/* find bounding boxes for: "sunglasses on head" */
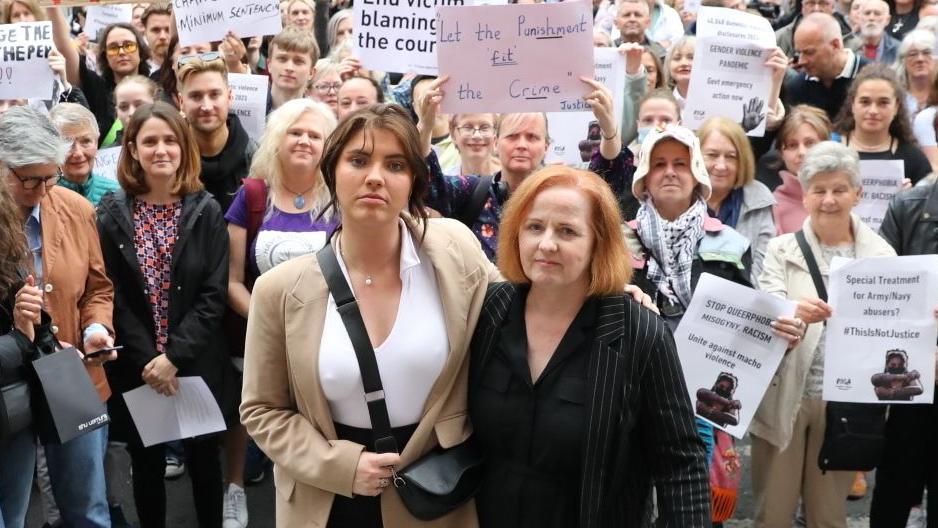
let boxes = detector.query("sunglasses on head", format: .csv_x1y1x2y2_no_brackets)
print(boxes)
176,52,223,69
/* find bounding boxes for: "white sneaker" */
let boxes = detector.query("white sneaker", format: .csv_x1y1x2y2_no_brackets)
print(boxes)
223,483,248,528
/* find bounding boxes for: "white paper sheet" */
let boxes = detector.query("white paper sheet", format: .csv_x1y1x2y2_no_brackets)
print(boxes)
122,377,226,447
674,273,796,438
824,255,938,404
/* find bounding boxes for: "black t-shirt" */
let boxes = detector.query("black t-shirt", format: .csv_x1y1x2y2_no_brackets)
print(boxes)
78,56,116,147
856,141,932,185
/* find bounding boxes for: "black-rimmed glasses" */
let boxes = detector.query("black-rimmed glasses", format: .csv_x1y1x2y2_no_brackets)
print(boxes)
7,166,61,190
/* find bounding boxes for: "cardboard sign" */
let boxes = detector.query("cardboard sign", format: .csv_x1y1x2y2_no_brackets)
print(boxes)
436,1,594,113
94,146,122,181
173,0,282,46
0,22,55,100
39,0,154,5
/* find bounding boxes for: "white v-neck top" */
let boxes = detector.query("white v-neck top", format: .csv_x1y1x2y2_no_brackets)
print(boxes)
319,221,449,428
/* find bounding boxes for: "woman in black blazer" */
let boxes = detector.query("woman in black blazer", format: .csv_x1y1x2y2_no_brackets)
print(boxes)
96,101,230,528
468,165,711,527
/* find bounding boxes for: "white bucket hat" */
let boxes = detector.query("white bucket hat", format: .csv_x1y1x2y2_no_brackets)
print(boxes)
631,125,712,201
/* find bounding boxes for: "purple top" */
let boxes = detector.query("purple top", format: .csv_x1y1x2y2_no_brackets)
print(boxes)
225,186,339,278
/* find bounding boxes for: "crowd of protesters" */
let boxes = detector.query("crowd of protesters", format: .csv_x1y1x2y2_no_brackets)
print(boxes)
1,0,938,526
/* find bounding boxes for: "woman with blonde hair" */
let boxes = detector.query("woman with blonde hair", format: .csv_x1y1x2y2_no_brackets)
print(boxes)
697,116,776,284
470,165,711,526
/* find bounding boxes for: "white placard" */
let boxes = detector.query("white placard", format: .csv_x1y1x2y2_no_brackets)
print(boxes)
674,273,796,438
823,255,938,404
683,7,775,137
0,22,55,100
354,0,459,75
84,4,133,42
856,160,904,232
122,377,227,447
228,73,268,143
173,0,282,46
94,146,122,181
546,47,625,166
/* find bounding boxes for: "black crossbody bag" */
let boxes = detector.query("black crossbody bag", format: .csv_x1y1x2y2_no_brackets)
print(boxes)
795,230,886,472
317,244,483,521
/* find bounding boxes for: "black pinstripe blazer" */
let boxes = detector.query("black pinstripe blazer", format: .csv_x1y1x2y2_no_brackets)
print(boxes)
469,283,710,527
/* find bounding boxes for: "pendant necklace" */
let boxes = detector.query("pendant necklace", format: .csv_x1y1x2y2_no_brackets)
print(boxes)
283,182,318,209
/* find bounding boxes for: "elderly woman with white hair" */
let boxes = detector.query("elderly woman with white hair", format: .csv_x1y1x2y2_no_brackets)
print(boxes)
49,103,120,206
751,141,896,527
895,29,937,117
0,106,116,527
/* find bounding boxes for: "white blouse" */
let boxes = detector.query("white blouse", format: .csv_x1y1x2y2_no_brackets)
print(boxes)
319,221,449,428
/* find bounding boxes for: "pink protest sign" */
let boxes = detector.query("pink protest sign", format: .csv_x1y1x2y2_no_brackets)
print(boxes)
436,1,594,113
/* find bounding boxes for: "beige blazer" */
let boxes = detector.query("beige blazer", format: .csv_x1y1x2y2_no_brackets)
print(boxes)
240,217,498,528
750,214,895,449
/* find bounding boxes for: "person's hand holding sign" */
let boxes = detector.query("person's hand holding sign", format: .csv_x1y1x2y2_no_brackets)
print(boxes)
415,75,448,157
765,46,788,127
580,77,620,160
48,49,69,88
219,31,249,74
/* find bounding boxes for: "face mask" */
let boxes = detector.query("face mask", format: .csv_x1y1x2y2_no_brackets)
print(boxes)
636,126,652,145
887,367,905,375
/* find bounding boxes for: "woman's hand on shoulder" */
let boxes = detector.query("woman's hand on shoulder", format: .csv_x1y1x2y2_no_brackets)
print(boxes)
624,284,659,314
353,451,401,496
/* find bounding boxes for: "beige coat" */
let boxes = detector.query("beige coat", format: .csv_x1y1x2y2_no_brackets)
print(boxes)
240,217,498,528
750,215,896,450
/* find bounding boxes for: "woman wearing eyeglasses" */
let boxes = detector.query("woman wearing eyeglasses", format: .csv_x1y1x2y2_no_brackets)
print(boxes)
309,61,343,115
47,7,151,145
450,114,500,178
0,106,116,528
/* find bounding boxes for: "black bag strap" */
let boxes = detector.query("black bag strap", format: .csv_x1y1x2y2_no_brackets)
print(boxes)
795,230,827,303
316,244,399,454
458,175,494,227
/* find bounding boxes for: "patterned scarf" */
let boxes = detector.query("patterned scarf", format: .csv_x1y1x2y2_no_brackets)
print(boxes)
636,197,707,308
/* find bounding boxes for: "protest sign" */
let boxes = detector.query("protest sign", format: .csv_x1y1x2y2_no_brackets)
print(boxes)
683,7,775,136
674,273,796,438
354,0,465,76
84,4,133,41
228,73,268,144
855,160,903,232
0,22,55,100
436,2,594,113
546,47,625,166
40,0,153,5
173,0,281,46
94,146,122,181
824,255,938,404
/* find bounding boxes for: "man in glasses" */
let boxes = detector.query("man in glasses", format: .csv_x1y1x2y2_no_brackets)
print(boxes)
47,6,152,146
775,0,858,57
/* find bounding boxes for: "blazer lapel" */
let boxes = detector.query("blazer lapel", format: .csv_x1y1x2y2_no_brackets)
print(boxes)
284,266,339,439
417,224,478,418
